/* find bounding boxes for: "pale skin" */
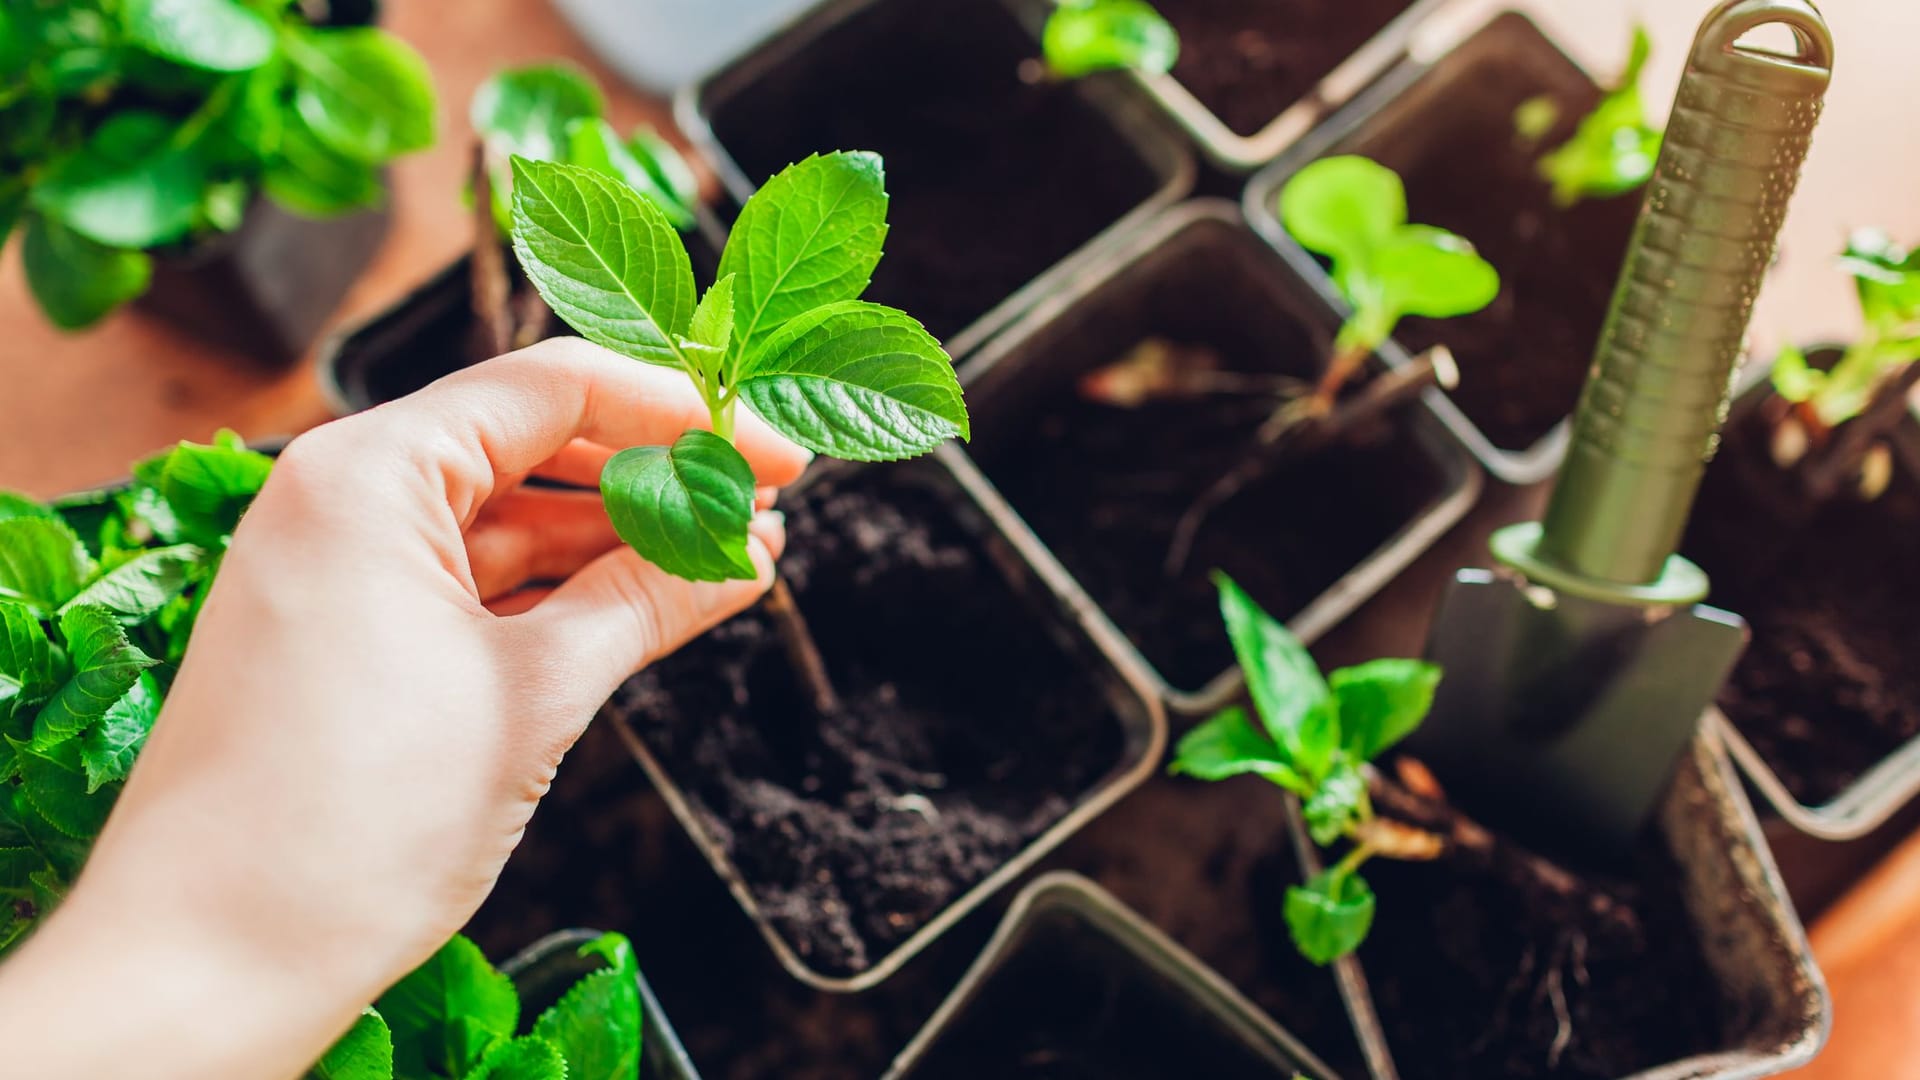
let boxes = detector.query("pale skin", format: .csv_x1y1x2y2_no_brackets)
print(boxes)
0,339,812,1080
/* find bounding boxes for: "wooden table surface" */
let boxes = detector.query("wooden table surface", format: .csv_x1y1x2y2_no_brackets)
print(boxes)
4,0,1918,1072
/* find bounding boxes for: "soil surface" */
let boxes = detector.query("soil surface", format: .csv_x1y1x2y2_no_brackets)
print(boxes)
608,467,1128,980
1347,36,1641,453
972,226,1451,692
1159,0,1417,137
707,0,1163,343
1682,395,1920,807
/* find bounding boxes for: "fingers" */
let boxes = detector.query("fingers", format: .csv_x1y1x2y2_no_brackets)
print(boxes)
511,511,788,715
465,488,622,601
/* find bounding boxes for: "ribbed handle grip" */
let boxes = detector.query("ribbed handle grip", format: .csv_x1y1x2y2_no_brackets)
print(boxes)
1535,0,1832,588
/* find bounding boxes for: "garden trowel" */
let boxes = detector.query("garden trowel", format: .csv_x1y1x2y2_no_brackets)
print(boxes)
1408,0,1833,868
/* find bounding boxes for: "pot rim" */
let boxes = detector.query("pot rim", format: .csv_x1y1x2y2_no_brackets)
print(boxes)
612,448,1169,992
953,198,1483,716
672,0,1196,367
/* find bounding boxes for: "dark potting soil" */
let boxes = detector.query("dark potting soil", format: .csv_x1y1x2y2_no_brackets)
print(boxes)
1682,397,1920,807
1347,35,1641,453
1157,0,1417,137
972,228,1450,692
706,0,1163,343
606,467,1128,979
1349,822,1723,1078
898,903,1309,1079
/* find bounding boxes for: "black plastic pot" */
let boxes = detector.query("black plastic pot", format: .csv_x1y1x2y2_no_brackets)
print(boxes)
958,199,1480,714
136,194,391,368
1682,356,1920,842
677,0,1194,362
1290,733,1826,1080
1248,11,1642,485
606,449,1166,991
498,928,703,1080
882,872,1341,1079
316,212,727,414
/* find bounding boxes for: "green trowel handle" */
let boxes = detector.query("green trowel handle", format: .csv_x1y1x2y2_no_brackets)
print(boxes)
1525,0,1833,602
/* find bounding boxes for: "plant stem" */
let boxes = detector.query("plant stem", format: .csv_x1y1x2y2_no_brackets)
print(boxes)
762,576,841,717
1800,360,1920,501
1310,338,1377,413
468,144,514,358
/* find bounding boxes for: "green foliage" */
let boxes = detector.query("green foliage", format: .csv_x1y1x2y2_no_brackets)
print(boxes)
1773,229,1920,429
0,432,271,954
510,152,968,583
473,61,696,232
1520,26,1661,208
310,931,646,1080
1042,0,1179,80
4,0,437,330
1169,574,1441,963
1280,156,1499,359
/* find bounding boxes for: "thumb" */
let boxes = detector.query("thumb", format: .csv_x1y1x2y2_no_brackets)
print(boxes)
515,511,787,716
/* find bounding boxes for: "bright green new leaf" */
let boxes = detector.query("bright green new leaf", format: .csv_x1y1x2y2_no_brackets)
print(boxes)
12,736,110,840
61,544,204,623
687,275,736,354
34,604,157,744
21,214,153,330
1770,343,1823,405
735,301,967,460
531,967,641,1080
121,0,275,73
0,495,52,527
1214,573,1338,780
462,1037,567,1080
1042,0,1180,79
564,116,697,230
1775,231,1920,430
377,934,520,1079
309,1008,394,1080
285,27,437,164
0,517,96,613
1285,869,1376,965
510,156,696,368
1301,756,1366,846
1535,27,1660,208
31,111,208,249
1280,155,1406,275
1370,226,1502,320
1331,658,1441,761
1167,706,1309,793
600,431,758,583
718,151,889,359
78,671,160,792
135,433,273,545
0,602,60,711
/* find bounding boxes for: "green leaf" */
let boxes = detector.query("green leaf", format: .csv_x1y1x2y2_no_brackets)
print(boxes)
34,605,157,744
1331,658,1441,761
599,431,757,584
1536,26,1660,208
0,846,47,899
687,275,735,353
13,736,112,839
0,517,96,613
31,111,208,249
0,602,60,712
717,151,889,358
576,931,637,977
530,967,640,1080
735,301,967,460
6,786,90,878
1285,869,1376,965
78,671,159,793
134,435,273,546
1167,706,1309,793
462,1037,567,1080
285,27,437,164
1042,0,1180,79
628,127,700,222
61,544,203,623
1770,342,1824,404
0,495,53,526
1370,225,1501,321
121,0,274,72
310,1009,394,1080
510,156,696,369
22,214,153,330
1214,573,1338,779
377,935,520,1079
563,116,695,230
474,61,604,160
263,108,386,218
1301,756,1366,846
1280,156,1406,274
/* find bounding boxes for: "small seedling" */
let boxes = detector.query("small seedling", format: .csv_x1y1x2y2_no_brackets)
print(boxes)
0,433,272,955
1280,156,1499,412
1170,574,1444,963
4,0,436,329
1769,229,1920,500
1516,26,1662,208
308,932,644,1080
1037,0,1180,80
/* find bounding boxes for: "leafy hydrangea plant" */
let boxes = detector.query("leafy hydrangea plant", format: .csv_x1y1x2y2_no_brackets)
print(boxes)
508,150,969,582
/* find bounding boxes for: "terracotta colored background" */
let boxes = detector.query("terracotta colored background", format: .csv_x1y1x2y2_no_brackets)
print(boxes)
1,0,1915,1073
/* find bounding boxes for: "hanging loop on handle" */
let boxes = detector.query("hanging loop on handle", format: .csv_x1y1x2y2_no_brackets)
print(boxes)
1500,0,1833,606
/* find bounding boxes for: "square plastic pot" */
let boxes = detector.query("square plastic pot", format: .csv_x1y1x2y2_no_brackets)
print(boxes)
498,929,703,1080
882,871,1343,1079
957,199,1481,715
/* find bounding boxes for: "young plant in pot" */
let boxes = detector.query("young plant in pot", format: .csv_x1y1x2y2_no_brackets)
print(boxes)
3,0,435,362
1033,0,1179,83
1682,229,1920,840
323,60,711,413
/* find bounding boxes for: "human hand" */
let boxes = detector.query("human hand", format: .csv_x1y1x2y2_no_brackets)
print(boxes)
0,339,810,1080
